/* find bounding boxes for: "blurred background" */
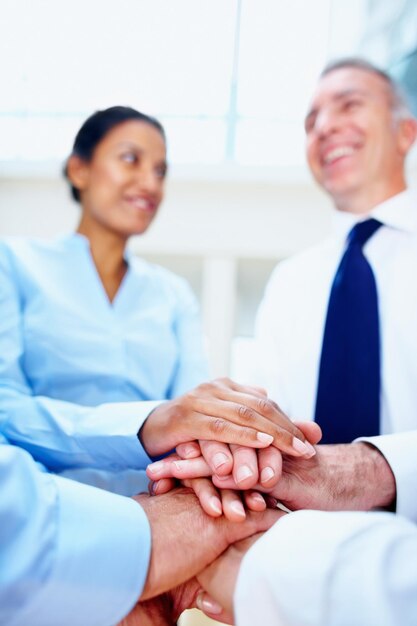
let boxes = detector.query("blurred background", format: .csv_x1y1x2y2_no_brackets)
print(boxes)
1,1,416,622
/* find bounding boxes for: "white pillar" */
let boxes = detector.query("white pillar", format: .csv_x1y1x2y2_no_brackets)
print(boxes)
202,256,237,377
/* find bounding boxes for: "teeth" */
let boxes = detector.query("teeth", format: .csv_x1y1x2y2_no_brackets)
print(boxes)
324,146,355,164
129,196,151,210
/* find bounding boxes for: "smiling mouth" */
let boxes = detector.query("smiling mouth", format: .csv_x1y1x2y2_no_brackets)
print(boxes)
323,145,356,165
124,196,156,212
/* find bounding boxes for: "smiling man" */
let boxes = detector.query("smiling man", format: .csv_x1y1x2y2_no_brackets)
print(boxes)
256,58,417,459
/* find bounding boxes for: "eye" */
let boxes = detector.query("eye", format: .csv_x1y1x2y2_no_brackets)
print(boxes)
155,165,167,179
343,98,361,111
304,115,316,134
120,151,138,164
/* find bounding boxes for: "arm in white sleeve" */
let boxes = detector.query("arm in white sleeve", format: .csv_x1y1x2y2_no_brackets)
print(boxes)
358,430,417,522
235,510,417,626
0,245,159,472
0,439,150,626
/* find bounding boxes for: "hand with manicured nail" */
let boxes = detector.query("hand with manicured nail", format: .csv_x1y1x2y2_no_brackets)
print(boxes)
139,377,320,459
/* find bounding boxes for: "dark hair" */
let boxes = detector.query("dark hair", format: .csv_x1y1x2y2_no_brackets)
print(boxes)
320,57,411,119
64,106,166,202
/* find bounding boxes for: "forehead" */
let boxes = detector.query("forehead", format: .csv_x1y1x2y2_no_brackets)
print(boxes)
97,119,166,154
308,67,391,112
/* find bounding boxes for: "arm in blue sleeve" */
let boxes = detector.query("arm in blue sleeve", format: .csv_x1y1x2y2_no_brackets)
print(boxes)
167,277,209,398
0,439,150,626
0,244,159,472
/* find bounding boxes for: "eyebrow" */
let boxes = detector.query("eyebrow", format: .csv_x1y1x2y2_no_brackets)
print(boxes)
305,88,369,125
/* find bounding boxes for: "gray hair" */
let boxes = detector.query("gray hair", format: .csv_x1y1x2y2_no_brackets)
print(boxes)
321,57,412,121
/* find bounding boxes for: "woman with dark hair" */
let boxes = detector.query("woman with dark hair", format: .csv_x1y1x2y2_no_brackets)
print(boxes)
0,106,210,493
0,105,316,503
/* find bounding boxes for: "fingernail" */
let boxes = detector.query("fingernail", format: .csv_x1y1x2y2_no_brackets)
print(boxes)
173,460,186,472
213,452,229,470
215,474,230,482
210,496,222,515
230,501,246,517
196,593,223,615
150,481,158,495
292,437,313,456
236,464,254,483
183,445,197,458
304,441,316,458
148,461,164,475
260,466,275,483
257,432,274,445
251,492,265,505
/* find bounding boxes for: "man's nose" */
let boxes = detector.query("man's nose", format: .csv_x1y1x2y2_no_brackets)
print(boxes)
315,108,339,137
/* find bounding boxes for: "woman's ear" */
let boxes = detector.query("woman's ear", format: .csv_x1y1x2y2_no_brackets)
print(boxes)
66,155,90,193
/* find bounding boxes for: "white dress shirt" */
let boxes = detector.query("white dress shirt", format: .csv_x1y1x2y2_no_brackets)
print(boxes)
235,509,417,626
255,189,417,519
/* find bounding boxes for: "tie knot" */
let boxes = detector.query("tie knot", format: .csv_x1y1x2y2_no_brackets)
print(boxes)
348,218,382,247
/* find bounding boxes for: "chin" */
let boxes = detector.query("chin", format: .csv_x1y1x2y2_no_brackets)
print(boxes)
113,215,154,236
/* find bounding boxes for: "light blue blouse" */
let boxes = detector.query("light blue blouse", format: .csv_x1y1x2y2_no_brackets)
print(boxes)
0,235,208,492
0,434,149,626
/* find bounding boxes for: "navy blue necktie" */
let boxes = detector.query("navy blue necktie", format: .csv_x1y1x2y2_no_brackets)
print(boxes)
314,218,383,444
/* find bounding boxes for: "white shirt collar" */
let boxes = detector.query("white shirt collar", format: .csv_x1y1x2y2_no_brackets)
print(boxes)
331,189,417,241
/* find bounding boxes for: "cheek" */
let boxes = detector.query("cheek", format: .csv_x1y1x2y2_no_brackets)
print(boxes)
306,141,320,173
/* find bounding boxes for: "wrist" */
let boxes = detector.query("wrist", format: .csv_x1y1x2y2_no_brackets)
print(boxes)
354,442,396,510
138,402,173,457
329,442,396,510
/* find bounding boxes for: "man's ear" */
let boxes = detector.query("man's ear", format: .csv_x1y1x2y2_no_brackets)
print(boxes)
66,155,90,193
398,117,417,155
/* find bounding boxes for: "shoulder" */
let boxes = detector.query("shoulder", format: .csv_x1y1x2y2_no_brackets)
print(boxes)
0,235,66,258
0,236,67,270
265,237,337,293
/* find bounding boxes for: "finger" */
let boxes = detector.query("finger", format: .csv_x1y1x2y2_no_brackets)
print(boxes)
257,446,282,488
178,410,276,449
294,421,322,445
212,473,246,491
147,456,213,481
220,489,246,522
243,490,267,512
230,444,258,488
146,455,181,480
196,592,233,624
149,477,176,496
214,377,268,398
190,395,316,458
200,439,233,476
182,477,223,517
176,441,201,459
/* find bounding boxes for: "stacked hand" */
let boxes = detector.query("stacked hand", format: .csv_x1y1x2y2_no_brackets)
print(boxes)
143,378,321,519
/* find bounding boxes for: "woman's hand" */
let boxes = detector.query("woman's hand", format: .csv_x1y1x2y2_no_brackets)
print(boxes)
140,378,318,458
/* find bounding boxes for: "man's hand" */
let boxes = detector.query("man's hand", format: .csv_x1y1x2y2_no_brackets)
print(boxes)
196,534,265,623
212,442,396,511
134,487,284,600
117,579,201,626
140,378,316,458
146,422,321,518
270,442,396,511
